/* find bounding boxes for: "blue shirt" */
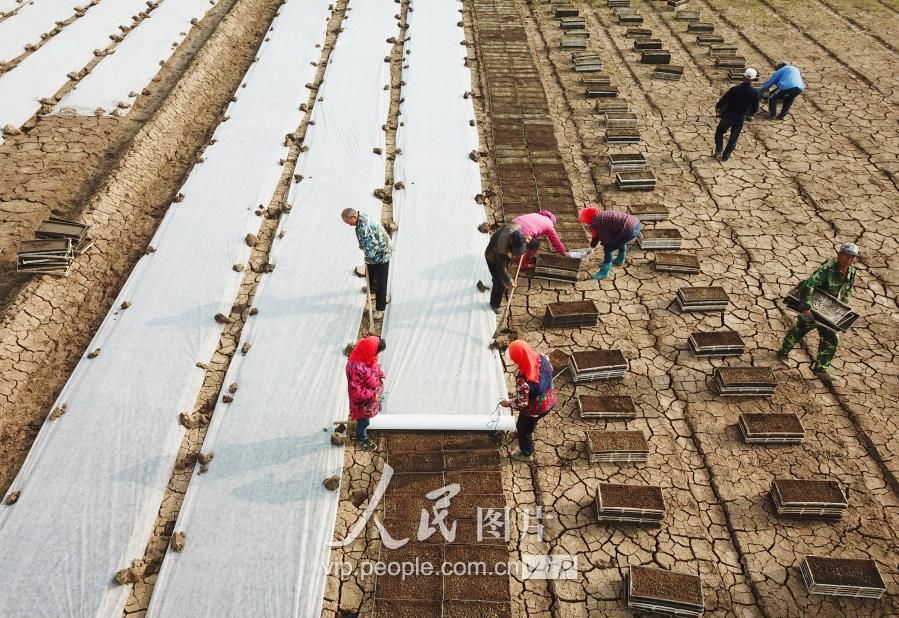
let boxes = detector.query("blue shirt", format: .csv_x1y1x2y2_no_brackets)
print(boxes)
759,65,804,93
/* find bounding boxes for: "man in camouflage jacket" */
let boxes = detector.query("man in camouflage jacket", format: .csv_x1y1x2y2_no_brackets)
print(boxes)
342,208,392,317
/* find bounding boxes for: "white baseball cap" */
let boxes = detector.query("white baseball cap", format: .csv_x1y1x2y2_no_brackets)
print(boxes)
743,68,758,80
838,242,860,257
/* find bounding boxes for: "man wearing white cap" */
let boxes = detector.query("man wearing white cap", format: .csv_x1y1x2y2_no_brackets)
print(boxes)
778,242,860,379
713,68,761,161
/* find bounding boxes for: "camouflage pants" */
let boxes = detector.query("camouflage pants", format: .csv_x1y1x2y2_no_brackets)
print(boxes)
779,318,840,371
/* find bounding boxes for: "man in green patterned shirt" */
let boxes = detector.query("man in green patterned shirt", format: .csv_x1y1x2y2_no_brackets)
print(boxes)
342,208,392,318
778,242,859,379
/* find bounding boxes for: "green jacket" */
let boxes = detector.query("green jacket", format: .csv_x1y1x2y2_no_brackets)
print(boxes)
799,259,856,309
355,212,391,264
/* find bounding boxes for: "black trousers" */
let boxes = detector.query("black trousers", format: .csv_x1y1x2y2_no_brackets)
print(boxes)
486,260,507,310
714,112,746,158
516,412,547,456
768,87,801,118
367,261,389,311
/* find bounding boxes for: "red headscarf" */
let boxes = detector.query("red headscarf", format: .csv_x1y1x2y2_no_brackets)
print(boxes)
578,206,599,225
508,340,540,382
349,336,380,367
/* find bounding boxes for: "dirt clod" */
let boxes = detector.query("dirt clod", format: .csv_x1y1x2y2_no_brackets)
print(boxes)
214,313,232,324
170,531,186,552
114,560,146,585
86,348,101,359
5,491,20,505
331,432,348,446
323,475,341,491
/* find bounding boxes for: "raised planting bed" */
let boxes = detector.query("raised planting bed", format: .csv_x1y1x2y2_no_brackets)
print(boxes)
676,286,729,312
800,556,886,599
544,300,599,328
713,366,777,397
770,479,848,519
738,413,806,444
627,566,704,616
596,99,629,113
605,128,641,144
628,202,668,220
655,252,700,273
578,394,637,420
616,170,656,190
596,483,665,525
784,286,859,333
638,228,682,250
608,152,646,175
587,430,648,463
688,330,745,356
570,349,628,382
641,50,672,64
533,254,582,283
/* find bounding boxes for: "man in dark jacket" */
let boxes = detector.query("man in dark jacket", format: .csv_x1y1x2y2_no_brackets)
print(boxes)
714,68,761,162
484,223,526,314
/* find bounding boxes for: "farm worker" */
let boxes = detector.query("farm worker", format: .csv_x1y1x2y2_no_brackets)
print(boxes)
713,67,761,161
500,340,558,463
758,62,804,120
512,210,568,270
341,208,391,319
484,223,527,314
778,243,859,380
346,336,387,452
578,205,641,281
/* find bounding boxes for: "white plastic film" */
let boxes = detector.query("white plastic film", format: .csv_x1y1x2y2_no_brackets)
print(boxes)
379,0,510,423
0,0,35,19
55,0,217,115
0,0,83,63
146,1,394,616
0,3,332,616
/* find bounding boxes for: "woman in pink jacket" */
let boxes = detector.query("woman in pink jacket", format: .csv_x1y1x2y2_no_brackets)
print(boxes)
512,210,568,270
346,336,386,452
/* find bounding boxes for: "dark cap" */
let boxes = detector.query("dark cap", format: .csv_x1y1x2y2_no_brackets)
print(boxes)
510,231,527,255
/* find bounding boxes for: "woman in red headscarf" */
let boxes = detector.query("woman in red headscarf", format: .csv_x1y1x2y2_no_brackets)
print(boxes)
500,340,557,462
346,336,387,452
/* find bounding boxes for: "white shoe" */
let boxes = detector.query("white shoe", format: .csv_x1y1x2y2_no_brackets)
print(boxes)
385,295,391,305
373,310,384,319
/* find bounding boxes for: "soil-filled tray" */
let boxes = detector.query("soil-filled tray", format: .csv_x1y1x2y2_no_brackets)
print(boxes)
570,350,628,383
588,87,621,98
609,0,631,6
638,228,683,250
554,6,579,17
784,286,859,333
596,484,666,524
613,6,639,16
587,430,648,463
608,153,646,174
715,56,746,68
625,27,652,38
628,203,668,220
687,22,714,33
578,394,637,420
771,479,847,519
676,286,730,312
708,44,737,56
641,50,672,64
544,300,599,328
561,36,588,49
618,14,644,24
533,254,582,283
656,252,700,273
801,556,886,599
581,75,612,87
634,38,663,50
574,61,604,72
666,0,689,7
548,350,571,374
738,413,805,444
616,171,656,191
653,65,684,80
597,99,629,113
560,17,586,29
696,34,724,45
627,566,704,616
606,129,641,144
714,367,777,397
675,10,702,20
688,330,744,356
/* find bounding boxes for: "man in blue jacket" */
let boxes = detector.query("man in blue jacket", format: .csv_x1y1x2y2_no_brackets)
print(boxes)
758,63,805,120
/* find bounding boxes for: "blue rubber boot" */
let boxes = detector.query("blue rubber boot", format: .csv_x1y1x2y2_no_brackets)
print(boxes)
613,245,627,266
592,262,613,280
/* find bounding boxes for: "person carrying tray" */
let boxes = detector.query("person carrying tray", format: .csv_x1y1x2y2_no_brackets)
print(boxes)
778,242,859,380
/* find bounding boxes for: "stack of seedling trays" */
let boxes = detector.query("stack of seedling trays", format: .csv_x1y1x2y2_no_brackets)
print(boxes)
653,65,684,80
608,0,630,7
800,556,886,600
561,35,587,49
738,413,805,444
638,228,682,250
578,394,637,420
604,112,638,128
616,171,656,191
606,128,641,144
587,430,648,463
687,22,714,33
641,50,672,64
675,9,701,21
613,6,639,17
784,286,859,332
625,27,652,38
596,483,665,525
16,239,76,276
713,366,777,397
572,52,603,72
634,38,663,51
656,252,700,273
716,56,746,70
618,12,643,25
581,75,611,88
628,203,668,220
708,44,737,57
544,300,599,328
626,566,705,617
608,153,646,175
554,5,579,18
688,330,745,356
676,286,729,312
696,34,724,46
34,216,93,254
560,16,586,30
533,254,582,282
666,0,689,8
570,350,628,383
596,99,629,114
770,479,848,520
587,85,620,98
